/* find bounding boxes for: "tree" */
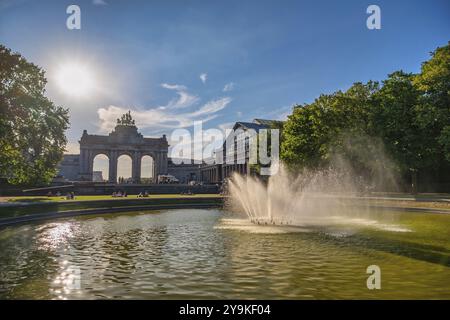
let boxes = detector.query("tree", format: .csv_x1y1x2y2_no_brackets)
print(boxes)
281,82,378,171
280,43,450,193
413,42,450,162
0,45,69,185
281,94,335,169
372,71,429,193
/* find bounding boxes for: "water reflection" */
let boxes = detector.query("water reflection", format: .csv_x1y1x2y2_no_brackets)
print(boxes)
0,209,449,299
36,222,76,251
50,262,81,299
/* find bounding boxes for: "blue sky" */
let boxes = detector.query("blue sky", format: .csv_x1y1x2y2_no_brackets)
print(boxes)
1,0,449,157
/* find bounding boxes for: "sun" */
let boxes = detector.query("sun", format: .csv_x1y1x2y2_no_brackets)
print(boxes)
55,62,96,97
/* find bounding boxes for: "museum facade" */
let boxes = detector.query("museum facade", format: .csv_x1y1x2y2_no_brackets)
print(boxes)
58,111,176,183
56,112,279,185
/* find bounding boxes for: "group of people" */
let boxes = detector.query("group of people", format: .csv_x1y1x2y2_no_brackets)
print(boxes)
112,191,127,197
112,190,153,198
44,188,202,199
46,191,75,200
137,191,150,198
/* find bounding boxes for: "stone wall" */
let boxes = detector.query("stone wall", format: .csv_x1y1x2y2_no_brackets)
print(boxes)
56,154,80,181
21,183,219,196
167,163,201,183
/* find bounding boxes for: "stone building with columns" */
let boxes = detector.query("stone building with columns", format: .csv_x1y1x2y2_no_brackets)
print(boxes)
57,111,169,183
199,118,282,184
55,113,280,185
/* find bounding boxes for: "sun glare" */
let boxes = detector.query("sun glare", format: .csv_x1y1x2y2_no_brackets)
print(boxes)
55,63,95,97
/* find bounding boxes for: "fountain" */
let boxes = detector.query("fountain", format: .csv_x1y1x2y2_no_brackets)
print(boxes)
227,164,391,228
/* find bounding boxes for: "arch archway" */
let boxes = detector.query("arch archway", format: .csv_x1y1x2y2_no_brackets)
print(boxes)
92,154,109,182
117,154,132,184
141,155,154,183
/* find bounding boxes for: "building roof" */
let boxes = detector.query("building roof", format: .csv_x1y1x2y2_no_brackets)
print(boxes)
253,118,284,127
233,121,268,132
232,118,283,133
217,118,281,152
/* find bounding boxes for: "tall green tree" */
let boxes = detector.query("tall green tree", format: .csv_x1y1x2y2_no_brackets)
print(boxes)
413,42,450,162
371,71,429,192
281,82,378,170
0,45,69,185
280,42,450,192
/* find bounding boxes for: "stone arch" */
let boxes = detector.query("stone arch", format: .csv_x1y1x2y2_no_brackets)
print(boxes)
78,113,169,183
117,151,134,159
117,154,132,184
92,153,109,182
140,155,155,183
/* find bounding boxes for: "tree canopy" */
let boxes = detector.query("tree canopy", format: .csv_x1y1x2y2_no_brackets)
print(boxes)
0,45,69,185
281,42,450,192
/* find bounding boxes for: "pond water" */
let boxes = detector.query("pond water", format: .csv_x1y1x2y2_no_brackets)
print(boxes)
0,208,449,299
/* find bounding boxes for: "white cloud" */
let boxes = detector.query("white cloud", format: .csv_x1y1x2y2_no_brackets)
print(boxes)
161,83,186,91
200,73,207,84
97,98,232,133
64,141,80,154
93,0,107,5
223,82,234,92
97,79,233,141
95,79,233,161
218,122,235,131
191,97,231,117
236,111,242,117
161,83,199,109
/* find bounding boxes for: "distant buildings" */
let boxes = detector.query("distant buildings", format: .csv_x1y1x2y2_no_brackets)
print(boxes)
200,119,282,183
92,171,104,182
167,158,200,184
56,112,280,185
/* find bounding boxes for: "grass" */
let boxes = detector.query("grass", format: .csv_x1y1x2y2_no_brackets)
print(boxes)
365,199,450,210
2,194,222,203
1,193,449,220
0,194,223,219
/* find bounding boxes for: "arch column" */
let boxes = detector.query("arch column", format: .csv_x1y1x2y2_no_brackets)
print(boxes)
132,151,142,183
79,148,94,180
108,150,118,183
160,152,168,174
87,149,95,180
154,152,161,178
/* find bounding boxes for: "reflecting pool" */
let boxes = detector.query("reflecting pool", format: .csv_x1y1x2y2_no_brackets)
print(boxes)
0,209,449,299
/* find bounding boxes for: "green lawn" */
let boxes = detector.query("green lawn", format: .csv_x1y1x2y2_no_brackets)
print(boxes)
0,194,223,219
2,194,221,203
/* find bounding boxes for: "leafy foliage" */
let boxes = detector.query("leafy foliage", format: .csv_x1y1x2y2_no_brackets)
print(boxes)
413,43,450,162
281,42,450,191
0,45,69,185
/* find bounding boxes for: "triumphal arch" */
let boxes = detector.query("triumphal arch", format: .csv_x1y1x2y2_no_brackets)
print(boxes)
79,111,168,183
